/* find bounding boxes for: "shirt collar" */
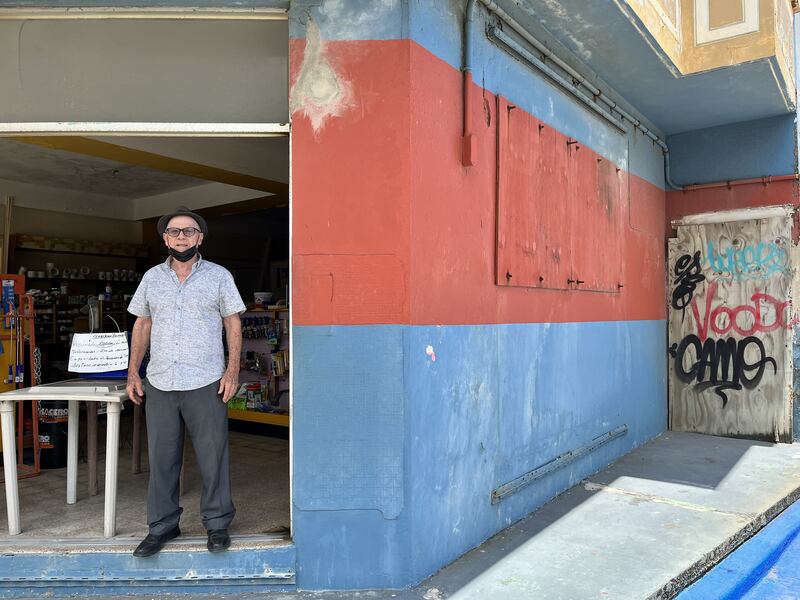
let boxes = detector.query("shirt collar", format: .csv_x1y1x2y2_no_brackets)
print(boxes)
163,253,203,272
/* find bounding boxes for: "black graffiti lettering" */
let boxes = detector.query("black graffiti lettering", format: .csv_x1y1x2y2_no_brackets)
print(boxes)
670,334,777,407
737,336,776,389
671,251,706,311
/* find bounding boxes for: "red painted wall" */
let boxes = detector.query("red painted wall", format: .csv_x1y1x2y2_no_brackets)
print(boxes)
291,39,667,326
291,39,411,326
407,43,666,325
666,180,799,233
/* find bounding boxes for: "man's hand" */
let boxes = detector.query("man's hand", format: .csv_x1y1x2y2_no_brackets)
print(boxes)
127,373,145,405
218,370,239,403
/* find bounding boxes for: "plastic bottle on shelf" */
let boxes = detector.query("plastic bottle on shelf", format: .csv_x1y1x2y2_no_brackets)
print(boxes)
104,283,112,302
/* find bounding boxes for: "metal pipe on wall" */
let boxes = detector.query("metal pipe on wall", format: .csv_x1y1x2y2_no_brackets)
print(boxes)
462,0,478,166
680,174,799,192
487,26,624,132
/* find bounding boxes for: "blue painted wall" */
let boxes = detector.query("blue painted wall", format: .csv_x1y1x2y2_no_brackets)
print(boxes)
292,325,411,588
667,114,797,185
403,321,666,583
292,322,667,588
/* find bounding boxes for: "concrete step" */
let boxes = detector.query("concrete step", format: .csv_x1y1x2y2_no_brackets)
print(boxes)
0,534,295,596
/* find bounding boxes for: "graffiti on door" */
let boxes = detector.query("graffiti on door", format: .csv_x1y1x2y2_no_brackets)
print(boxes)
671,251,705,312
705,240,790,281
668,215,794,441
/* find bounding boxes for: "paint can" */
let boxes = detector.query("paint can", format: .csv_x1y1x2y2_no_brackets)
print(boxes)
244,383,262,409
38,401,69,469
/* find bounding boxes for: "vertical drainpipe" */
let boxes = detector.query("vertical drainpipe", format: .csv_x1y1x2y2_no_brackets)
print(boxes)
462,0,477,166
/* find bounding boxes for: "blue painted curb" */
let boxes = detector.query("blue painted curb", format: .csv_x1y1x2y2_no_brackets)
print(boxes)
0,542,296,597
679,499,800,599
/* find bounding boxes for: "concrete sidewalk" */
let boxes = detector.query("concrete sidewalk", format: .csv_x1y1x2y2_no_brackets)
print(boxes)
18,431,800,600
413,431,800,600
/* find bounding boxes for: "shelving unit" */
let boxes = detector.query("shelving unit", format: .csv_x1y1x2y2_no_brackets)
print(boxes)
227,409,289,427
12,234,149,258
228,306,289,428
0,274,41,482
33,299,131,344
9,234,147,384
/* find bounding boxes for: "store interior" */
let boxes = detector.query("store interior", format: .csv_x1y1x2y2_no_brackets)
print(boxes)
0,134,291,541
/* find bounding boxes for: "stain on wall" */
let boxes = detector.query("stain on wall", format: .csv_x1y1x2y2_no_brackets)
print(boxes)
290,18,354,134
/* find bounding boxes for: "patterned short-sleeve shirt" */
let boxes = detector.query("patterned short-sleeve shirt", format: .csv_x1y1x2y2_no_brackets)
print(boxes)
127,256,246,391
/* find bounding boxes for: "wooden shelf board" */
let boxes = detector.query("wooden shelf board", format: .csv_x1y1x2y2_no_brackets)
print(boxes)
16,246,147,259
227,408,289,427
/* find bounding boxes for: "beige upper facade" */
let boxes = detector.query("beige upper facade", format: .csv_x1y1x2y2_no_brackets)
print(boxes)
626,0,796,99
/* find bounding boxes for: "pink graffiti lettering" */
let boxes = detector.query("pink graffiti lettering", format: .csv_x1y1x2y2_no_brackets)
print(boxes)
689,281,796,342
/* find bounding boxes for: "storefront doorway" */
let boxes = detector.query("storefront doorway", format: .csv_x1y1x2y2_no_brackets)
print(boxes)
0,9,292,548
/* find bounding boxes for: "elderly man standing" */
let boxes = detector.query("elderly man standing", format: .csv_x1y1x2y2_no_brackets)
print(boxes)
126,206,244,557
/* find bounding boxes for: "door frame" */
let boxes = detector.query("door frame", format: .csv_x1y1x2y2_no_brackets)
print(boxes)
0,5,294,541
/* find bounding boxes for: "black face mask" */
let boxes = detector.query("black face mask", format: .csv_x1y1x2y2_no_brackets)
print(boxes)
168,245,199,262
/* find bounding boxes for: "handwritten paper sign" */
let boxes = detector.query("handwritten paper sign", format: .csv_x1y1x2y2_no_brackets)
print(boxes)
68,333,129,373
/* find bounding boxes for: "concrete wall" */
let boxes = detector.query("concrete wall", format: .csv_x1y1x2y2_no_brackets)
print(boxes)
0,18,288,123
290,0,667,589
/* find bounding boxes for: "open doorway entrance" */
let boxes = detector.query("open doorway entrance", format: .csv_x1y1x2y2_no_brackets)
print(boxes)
0,10,292,546
0,134,290,541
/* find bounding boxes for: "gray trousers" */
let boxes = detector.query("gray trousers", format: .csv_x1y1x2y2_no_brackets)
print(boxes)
144,379,235,535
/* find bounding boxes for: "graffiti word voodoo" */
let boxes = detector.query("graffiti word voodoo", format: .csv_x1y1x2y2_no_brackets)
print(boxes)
706,240,789,281
671,251,705,311
670,335,777,406
690,281,795,341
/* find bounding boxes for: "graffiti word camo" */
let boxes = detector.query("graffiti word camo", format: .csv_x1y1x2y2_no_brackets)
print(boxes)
672,251,705,311
706,240,789,281
690,281,794,342
670,335,777,407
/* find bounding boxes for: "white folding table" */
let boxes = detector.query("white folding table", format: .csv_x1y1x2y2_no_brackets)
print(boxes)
0,379,127,537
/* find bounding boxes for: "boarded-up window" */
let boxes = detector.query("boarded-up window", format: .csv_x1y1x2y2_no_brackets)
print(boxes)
496,98,623,293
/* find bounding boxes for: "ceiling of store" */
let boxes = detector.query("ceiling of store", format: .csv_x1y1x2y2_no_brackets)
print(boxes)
0,135,289,221
0,138,204,198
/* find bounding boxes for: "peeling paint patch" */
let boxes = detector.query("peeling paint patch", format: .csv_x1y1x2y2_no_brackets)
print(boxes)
423,588,444,600
539,0,593,61
426,344,437,362
290,18,353,134
317,0,400,40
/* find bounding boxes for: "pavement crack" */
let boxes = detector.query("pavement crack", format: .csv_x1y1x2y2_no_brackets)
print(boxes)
584,481,755,520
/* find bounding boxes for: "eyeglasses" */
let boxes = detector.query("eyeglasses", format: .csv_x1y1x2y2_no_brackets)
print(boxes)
165,227,200,238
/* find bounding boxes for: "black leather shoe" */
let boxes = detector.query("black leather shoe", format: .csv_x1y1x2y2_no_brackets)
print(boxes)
207,528,231,553
133,526,180,558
